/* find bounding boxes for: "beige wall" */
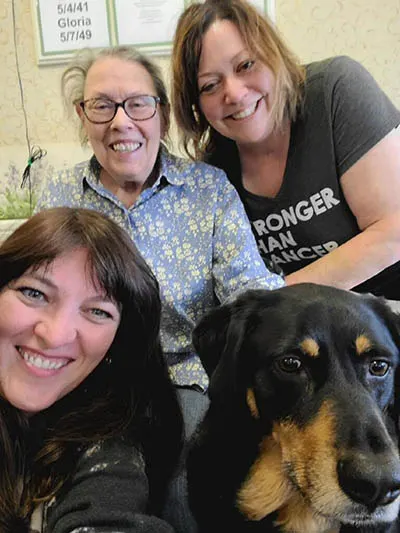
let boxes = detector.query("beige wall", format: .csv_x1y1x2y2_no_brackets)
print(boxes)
276,0,400,106
1,0,399,189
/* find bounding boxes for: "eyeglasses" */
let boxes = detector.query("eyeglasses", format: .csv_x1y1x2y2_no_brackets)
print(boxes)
80,95,161,124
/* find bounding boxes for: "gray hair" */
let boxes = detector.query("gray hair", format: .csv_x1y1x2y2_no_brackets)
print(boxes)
61,46,171,145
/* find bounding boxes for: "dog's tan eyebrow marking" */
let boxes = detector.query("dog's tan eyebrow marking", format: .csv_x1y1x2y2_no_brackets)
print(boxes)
246,388,260,419
300,338,319,358
355,335,372,356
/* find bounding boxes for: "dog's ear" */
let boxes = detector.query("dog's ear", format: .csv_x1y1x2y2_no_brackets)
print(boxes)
193,301,252,403
371,297,400,341
192,303,233,379
193,289,279,403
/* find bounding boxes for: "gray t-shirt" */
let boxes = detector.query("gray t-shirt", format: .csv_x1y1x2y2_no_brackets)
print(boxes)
209,56,400,298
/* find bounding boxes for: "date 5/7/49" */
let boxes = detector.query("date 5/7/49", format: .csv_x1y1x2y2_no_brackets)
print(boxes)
60,29,92,42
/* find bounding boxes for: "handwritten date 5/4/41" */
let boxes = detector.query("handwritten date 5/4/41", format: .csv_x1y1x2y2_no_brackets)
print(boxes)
57,2,89,15
60,29,92,42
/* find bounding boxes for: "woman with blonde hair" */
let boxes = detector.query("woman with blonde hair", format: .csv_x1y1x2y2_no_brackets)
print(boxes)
172,0,400,299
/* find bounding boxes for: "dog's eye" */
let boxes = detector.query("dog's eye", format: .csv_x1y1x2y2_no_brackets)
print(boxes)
369,359,390,377
277,356,303,373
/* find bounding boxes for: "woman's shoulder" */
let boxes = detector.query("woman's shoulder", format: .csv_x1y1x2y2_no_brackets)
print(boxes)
306,55,358,73
302,55,397,123
49,159,93,190
304,55,377,93
163,149,232,188
34,159,92,212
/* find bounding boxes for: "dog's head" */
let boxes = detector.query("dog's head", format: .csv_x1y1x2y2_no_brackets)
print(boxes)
193,284,400,532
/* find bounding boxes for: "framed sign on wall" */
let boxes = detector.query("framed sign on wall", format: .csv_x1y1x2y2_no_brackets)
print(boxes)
32,0,275,65
112,0,186,56
32,0,113,64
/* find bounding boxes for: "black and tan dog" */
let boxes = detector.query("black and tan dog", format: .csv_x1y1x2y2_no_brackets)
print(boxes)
188,284,400,533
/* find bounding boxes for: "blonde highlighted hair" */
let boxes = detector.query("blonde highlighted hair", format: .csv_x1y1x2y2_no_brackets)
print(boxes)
171,0,305,159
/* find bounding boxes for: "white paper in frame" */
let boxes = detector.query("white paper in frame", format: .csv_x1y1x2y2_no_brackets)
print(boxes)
32,0,275,65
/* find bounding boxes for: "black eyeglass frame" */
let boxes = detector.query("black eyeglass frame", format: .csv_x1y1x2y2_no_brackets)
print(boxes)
79,95,161,124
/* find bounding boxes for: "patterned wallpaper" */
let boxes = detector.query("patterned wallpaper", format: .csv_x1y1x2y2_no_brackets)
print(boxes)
277,0,400,106
0,0,399,215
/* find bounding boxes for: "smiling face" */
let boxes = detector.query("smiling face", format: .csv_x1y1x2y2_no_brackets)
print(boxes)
0,248,121,414
77,56,163,194
198,19,276,148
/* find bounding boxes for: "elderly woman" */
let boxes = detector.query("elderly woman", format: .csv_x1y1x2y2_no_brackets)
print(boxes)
171,0,400,300
35,45,283,399
35,47,283,532
0,207,182,532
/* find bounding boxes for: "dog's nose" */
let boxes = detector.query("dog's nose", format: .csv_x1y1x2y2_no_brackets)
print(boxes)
338,457,400,509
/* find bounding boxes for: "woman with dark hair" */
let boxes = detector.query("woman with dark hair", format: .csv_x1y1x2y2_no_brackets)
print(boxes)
172,0,400,300
0,207,182,532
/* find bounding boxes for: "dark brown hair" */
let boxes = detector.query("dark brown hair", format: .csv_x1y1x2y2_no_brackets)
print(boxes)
0,207,182,531
171,0,305,159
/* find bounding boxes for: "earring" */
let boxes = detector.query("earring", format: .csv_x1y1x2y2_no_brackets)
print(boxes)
104,355,112,365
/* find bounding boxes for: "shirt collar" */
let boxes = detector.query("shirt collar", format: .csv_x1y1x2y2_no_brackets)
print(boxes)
80,156,100,193
157,145,186,186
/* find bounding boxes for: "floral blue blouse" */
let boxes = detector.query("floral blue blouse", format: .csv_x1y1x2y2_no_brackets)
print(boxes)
35,147,284,389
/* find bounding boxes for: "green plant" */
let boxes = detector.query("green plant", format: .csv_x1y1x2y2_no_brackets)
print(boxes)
0,188,37,219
